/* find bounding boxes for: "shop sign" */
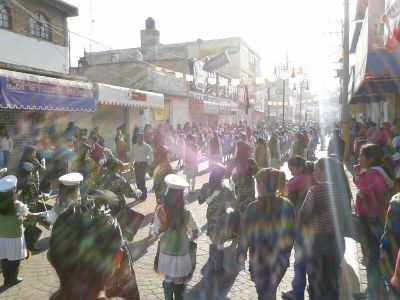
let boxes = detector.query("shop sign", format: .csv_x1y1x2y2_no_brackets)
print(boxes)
189,99,205,113
154,108,167,121
131,91,147,101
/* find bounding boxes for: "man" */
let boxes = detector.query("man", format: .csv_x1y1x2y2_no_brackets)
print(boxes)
327,129,345,162
93,127,105,147
131,133,153,201
63,122,75,139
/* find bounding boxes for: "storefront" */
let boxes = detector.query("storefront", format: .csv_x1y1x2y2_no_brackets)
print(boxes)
219,102,239,125
0,68,96,171
189,98,220,128
96,83,164,150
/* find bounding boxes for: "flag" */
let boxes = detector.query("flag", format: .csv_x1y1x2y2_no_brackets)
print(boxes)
244,85,250,114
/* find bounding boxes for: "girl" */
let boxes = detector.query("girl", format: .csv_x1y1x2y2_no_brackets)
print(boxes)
268,133,282,169
355,143,394,299
0,175,44,286
151,174,199,300
153,146,174,205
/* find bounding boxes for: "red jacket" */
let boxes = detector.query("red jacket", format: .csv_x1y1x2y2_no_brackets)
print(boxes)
355,167,393,220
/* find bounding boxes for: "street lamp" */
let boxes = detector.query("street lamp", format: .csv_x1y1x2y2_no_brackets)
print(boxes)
274,63,295,126
293,80,309,124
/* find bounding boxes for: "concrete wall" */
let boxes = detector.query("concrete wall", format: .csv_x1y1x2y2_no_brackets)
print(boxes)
170,97,190,128
0,29,69,73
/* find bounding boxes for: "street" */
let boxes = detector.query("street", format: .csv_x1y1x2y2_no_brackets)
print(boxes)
0,147,365,300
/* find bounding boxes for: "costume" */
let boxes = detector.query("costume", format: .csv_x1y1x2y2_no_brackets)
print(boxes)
0,176,31,286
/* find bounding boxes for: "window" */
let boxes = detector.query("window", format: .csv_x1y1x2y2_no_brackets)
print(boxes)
30,13,51,40
0,3,10,29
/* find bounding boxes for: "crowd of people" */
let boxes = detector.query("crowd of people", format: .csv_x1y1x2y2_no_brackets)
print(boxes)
2,117,400,300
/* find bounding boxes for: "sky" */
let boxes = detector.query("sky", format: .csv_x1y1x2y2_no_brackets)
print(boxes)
64,0,346,96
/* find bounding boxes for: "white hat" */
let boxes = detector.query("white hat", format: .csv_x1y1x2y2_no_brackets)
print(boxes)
164,174,189,191
58,173,83,186
0,175,17,192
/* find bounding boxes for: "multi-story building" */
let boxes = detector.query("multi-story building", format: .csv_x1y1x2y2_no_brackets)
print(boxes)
77,18,263,127
0,0,77,74
0,0,99,171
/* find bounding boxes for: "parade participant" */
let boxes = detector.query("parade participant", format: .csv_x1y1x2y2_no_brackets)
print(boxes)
131,132,154,201
268,133,282,169
238,168,296,300
232,139,258,218
300,158,350,299
282,156,307,300
198,164,237,274
100,158,142,205
253,137,271,168
0,126,13,167
73,142,98,197
183,134,198,194
152,145,174,205
88,189,141,300
17,146,46,189
0,176,44,286
355,143,394,299
151,174,200,300
47,173,83,225
48,199,125,300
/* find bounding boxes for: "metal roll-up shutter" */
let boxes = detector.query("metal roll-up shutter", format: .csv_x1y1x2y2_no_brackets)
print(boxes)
92,105,127,151
0,110,33,173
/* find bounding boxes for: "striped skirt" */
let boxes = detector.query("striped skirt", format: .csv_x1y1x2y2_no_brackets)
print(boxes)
0,237,27,261
157,252,192,278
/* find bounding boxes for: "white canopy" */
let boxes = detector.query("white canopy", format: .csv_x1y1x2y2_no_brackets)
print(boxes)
97,83,164,109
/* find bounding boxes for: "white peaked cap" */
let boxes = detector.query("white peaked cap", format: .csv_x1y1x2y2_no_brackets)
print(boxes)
0,175,17,192
58,173,83,186
164,174,189,190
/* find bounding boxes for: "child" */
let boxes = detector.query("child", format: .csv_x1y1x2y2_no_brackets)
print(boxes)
0,176,44,286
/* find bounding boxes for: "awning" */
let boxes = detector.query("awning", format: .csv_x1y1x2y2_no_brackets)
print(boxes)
349,49,400,104
0,69,96,112
97,83,164,109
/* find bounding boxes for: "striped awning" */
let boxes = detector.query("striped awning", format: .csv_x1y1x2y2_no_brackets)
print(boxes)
97,83,164,109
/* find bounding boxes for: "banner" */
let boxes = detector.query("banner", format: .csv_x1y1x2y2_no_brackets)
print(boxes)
154,108,167,121
0,69,96,112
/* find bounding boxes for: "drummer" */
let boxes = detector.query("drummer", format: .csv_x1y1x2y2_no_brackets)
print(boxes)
47,173,83,225
0,176,44,287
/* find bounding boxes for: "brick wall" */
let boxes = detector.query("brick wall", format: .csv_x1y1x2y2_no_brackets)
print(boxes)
5,0,67,47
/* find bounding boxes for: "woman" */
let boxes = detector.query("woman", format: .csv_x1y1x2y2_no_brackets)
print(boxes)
198,164,237,274
0,126,13,167
300,157,351,300
355,143,394,299
0,175,44,286
268,133,281,169
238,168,296,300
183,134,199,194
48,200,124,300
153,145,174,205
151,174,199,300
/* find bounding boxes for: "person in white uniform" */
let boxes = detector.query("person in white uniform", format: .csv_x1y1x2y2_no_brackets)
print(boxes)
151,174,200,300
0,176,44,287
47,173,83,225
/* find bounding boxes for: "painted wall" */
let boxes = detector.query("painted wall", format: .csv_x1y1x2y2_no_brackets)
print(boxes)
170,97,190,128
0,29,69,73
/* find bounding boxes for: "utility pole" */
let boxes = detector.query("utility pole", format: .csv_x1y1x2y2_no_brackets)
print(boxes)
342,0,350,160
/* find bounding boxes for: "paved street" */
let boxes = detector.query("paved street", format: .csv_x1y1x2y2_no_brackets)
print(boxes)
0,148,365,300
